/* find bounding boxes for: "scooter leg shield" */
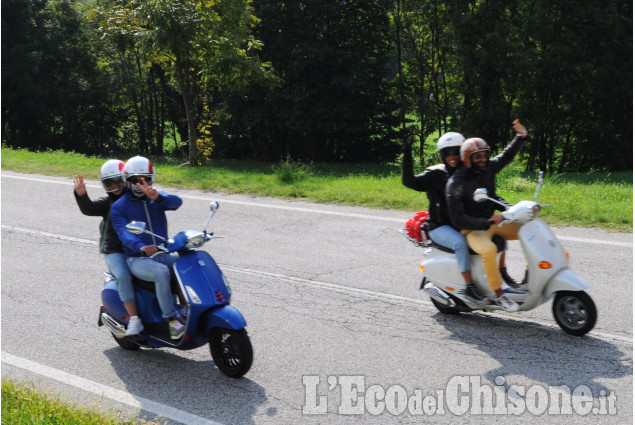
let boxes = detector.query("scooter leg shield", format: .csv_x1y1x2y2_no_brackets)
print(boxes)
544,268,589,296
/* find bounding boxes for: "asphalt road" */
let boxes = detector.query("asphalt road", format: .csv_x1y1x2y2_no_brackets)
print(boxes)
1,171,632,424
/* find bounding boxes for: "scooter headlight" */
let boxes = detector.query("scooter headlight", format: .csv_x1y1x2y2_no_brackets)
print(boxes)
184,230,206,249
185,285,202,304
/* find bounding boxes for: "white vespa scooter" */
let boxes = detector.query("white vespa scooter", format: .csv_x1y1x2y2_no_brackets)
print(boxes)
401,172,597,336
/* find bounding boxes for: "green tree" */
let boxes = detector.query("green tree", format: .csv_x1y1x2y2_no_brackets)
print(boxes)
396,0,462,164
516,0,632,172
2,0,119,152
98,0,273,166
228,0,397,162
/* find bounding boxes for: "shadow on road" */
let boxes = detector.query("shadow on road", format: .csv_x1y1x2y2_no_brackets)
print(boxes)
431,312,632,395
104,347,266,424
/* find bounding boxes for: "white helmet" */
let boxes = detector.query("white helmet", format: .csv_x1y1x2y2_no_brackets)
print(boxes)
122,156,156,197
99,159,125,192
437,132,465,159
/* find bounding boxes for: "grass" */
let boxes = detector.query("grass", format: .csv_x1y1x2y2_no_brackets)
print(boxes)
1,379,150,425
1,146,632,232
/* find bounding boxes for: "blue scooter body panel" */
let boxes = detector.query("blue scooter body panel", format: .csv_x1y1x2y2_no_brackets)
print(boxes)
102,278,165,325
173,250,231,306
101,249,241,350
102,280,127,322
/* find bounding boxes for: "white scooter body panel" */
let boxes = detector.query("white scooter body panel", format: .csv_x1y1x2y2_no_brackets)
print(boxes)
421,248,492,299
519,219,569,272
544,268,589,294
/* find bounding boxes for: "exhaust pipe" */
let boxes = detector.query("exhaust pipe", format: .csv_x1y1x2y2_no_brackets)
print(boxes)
101,312,127,338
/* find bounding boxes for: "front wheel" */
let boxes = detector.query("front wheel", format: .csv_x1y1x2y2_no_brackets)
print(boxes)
552,291,597,336
209,328,253,378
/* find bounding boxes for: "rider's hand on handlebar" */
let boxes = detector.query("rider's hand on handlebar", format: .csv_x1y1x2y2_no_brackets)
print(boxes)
488,214,504,226
141,244,159,257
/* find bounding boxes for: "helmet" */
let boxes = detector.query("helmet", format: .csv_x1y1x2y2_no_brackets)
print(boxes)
122,156,156,197
460,138,490,167
99,159,125,193
437,132,465,160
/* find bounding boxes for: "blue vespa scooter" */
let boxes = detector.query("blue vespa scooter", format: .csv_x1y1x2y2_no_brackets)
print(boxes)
98,201,253,378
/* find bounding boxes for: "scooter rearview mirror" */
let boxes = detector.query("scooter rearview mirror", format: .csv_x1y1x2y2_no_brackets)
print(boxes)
203,201,220,232
473,188,489,202
534,171,545,201
126,221,147,235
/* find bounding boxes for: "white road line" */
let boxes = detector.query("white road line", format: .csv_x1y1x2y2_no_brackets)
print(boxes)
554,235,632,247
222,265,633,346
3,173,631,246
3,224,632,345
3,174,401,222
1,352,223,425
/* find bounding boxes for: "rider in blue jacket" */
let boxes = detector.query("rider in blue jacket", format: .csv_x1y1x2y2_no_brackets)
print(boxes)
110,156,185,339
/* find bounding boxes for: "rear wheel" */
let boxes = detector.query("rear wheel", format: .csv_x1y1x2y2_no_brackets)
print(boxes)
209,328,253,378
430,298,461,315
112,333,140,350
552,291,597,336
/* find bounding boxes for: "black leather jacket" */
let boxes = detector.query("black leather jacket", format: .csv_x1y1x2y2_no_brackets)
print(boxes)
446,135,527,231
402,148,460,230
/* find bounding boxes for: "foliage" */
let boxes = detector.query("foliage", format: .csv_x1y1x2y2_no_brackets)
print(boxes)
1,379,145,425
272,155,315,184
191,105,217,165
1,0,631,171
94,0,274,166
1,0,121,153
217,0,399,162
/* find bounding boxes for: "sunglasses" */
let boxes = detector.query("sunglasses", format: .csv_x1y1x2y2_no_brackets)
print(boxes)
441,147,460,158
472,152,489,161
127,176,152,186
102,176,123,188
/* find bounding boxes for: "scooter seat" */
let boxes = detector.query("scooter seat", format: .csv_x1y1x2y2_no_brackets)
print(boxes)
430,235,507,255
131,274,181,295
132,276,156,293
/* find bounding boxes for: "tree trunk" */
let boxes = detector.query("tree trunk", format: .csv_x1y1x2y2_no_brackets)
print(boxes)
183,87,198,166
175,58,198,166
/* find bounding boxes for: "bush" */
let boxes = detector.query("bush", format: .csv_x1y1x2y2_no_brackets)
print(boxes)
272,155,314,184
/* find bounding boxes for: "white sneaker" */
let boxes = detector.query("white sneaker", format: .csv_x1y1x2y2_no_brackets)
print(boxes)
125,316,144,336
495,294,520,312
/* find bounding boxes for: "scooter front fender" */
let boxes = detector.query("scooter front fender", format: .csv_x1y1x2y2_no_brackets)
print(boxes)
543,268,589,297
196,304,247,340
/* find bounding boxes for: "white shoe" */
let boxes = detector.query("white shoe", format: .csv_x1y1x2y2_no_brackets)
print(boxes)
496,294,520,312
125,316,144,336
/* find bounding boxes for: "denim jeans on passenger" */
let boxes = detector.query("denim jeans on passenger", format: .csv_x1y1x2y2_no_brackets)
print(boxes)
429,225,471,272
127,253,180,319
104,252,134,304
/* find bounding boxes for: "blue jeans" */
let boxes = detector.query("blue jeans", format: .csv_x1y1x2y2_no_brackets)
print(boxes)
127,253,180,319
104,253,135,304
429,225,471,272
